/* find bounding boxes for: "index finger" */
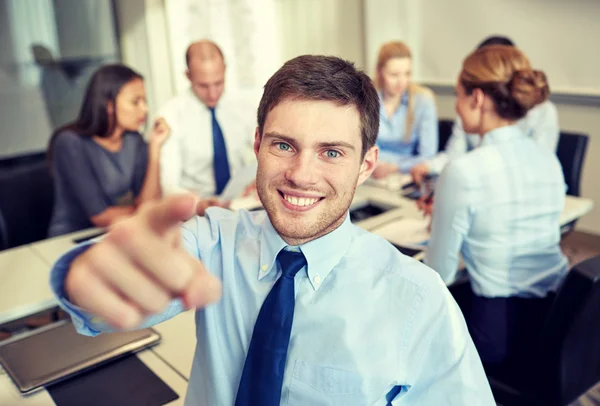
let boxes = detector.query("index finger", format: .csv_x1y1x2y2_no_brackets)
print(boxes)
144,194,198,235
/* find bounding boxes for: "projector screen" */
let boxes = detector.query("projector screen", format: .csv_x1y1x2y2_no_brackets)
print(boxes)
418,0,600,96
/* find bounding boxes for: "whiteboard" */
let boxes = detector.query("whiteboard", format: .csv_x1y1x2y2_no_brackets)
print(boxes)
418,0,600,96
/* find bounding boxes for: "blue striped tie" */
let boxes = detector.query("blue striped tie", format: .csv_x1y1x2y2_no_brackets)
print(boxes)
209,107,231,195
235,249,307,406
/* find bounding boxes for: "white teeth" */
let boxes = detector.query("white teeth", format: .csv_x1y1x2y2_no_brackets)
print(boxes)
284,194,319,207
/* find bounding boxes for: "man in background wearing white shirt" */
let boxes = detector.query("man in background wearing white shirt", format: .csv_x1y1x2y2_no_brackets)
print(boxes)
158,40,256,212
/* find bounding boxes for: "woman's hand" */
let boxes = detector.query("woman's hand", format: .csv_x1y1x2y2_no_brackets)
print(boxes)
416,194,434,217
410,163,430,185
149,117,171,149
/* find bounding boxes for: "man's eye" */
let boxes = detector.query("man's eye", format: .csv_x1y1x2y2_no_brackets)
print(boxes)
277,143,291,151
326,150,340,158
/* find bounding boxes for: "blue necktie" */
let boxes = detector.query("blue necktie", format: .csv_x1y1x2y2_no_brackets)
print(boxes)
209,107,231,195
235,249,307,406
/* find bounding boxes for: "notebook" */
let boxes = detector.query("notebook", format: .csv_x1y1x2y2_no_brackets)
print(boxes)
0,320,160,394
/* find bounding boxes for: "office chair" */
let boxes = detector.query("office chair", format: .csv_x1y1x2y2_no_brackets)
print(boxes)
556,131,588,234
437,119,454,152
0,151,46,171
488,255,600,406
0,156,54,251
556,131,588,197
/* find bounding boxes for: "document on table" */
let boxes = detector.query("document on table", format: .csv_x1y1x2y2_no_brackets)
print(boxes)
365,173,413,191
219,163,257,201
372,217,430,248
230,196,262,211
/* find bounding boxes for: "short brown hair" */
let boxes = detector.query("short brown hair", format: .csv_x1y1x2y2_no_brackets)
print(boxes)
460,45,549,120
257,55,380,158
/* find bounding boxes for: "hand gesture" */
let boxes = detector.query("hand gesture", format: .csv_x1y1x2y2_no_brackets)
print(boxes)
149,117,171,148
65,195,222,329
410,163,430,185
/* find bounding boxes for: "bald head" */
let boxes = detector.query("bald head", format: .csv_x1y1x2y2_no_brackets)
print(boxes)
185,40,226,108
185,40,225,68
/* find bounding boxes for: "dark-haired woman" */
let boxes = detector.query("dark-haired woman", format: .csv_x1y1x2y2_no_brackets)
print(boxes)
48,64,170,236
424,46,568,371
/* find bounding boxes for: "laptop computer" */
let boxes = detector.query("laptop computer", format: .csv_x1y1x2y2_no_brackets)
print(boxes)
0,320,160,394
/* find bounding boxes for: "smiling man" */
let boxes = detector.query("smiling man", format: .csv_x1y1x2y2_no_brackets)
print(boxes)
50,55,494,405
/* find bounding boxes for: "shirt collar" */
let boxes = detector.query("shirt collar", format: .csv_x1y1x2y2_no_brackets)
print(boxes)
378,91,409,105
186,87,224,110
258,214,355,291
378,92,409,119
480,124,526,147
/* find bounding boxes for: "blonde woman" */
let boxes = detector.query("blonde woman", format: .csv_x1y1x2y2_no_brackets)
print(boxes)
411,36,560,184
425,45,568,374
372,41,438,178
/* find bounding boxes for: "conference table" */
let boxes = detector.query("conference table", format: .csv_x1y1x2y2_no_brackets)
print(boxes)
0,183,594,404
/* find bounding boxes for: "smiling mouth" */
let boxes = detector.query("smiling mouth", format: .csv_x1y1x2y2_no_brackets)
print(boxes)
278,191,324,210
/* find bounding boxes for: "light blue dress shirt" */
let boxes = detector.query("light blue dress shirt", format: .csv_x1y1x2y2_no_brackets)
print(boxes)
425,125,568,298
428,100,560,174
377,91,439,172
50,209,495,405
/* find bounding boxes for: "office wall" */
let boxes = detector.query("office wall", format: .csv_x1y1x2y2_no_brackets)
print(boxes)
114,0,174,122
419,0,600,95
166,0,281,96
53,0,119,59
0,0,123,158
0,0,60,158
278,0,366,70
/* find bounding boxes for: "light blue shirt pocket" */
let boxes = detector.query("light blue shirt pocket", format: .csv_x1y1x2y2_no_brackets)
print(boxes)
287,360,368,405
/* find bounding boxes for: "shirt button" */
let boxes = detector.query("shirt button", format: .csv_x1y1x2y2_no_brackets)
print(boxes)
261,265,268,272
313,275,321,285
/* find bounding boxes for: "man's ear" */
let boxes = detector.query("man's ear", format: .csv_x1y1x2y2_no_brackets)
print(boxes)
357,145,379,185
185,70,191,82
253,127,261,158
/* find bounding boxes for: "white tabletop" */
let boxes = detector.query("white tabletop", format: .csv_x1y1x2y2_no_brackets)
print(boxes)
151,310,197,380
0,229,104,326
357,184,594,242
29,229,103,267
0,349,188,406
0,246,57,325
561,195,594,226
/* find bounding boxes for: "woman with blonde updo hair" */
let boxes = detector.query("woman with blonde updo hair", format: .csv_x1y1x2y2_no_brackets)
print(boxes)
371,41,438,178
410,36,560,184
425,45,568,377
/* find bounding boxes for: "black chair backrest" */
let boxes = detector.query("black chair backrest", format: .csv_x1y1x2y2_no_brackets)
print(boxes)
556,132,588,197
438,119,454,152
541,255,600,405
0,156,54,251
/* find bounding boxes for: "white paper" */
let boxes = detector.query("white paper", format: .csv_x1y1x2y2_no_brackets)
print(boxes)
365,173,413,191
371,217,430,248
230,196,262,211
219,163,258,201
